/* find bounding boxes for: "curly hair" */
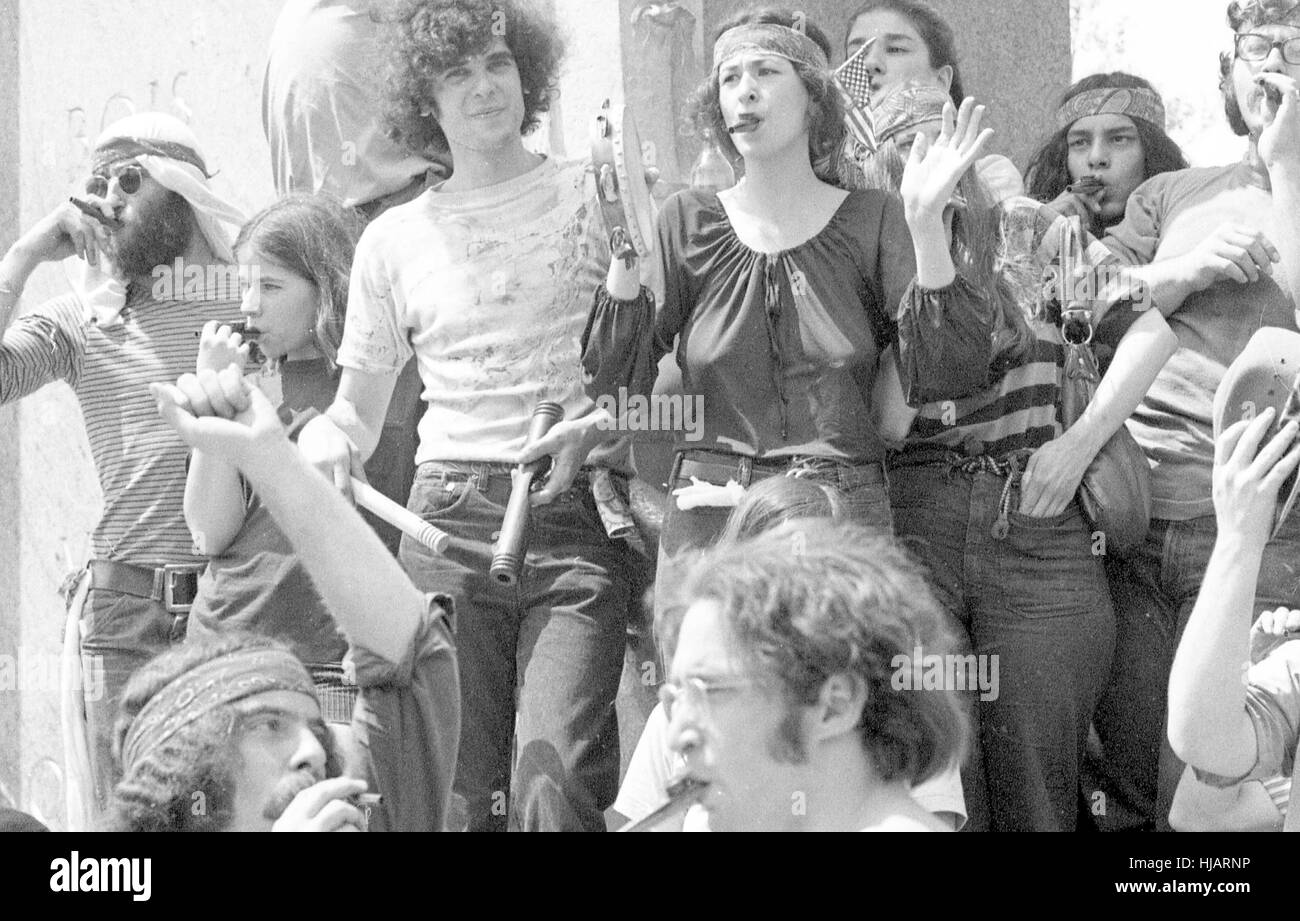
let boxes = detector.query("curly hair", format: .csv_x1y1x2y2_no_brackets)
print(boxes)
1024,73,1189,233
107,633,340,832
234,194,362,370
668,521,970,786
685,8,844,182
1220,0,1300,135
375,0,564,158
846,0,966,105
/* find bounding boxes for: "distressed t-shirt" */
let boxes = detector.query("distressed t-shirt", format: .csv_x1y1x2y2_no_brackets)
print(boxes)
337,157,628,468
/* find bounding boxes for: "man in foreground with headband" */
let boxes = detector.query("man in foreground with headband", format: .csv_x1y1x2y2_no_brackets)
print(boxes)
106,366,458,831
0,112,249,824
1092,0,1300,831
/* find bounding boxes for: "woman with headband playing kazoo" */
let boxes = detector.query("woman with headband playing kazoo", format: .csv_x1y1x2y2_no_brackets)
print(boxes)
582,7,998,620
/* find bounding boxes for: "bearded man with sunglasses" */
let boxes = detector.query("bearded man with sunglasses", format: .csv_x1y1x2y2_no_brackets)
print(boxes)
0,112,247,825
1090,0,1300,832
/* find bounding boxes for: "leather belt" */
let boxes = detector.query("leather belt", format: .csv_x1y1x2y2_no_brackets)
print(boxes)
88,560,204,614
422,462,600,507
673,449,885,490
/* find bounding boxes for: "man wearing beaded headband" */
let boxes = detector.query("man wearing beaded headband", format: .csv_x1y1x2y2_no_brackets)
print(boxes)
0,113,249,826
1090,0,1300,831
106,367,459,831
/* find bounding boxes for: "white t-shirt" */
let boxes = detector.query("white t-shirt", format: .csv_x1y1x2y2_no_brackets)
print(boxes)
614,701,968,831
338,156,628,466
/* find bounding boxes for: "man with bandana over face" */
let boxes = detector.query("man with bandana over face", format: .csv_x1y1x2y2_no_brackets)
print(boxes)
0,113,247,823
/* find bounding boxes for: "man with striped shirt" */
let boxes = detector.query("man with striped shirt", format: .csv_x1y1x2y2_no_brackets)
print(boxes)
0,113,245,820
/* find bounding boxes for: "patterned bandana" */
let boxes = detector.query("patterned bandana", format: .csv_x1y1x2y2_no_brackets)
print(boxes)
871,80,950,144
122,648,317,773
1055,87,1167,131
712,23,829,72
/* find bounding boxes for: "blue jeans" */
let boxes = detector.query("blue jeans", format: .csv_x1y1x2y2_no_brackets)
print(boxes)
889,463,1116,832
399,463,633,832
80,589,188,816
1098,514,1300,830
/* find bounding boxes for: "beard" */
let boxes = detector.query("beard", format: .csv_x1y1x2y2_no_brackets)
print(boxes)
112,190,194,278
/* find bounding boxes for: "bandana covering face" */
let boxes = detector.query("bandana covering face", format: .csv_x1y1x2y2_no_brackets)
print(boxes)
1055,87,1167,131
121,647,317,774
77,113,248,326
871,80,950,144
712,22,829,72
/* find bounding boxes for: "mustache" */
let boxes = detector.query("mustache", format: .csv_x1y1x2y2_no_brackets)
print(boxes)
261,769,322,821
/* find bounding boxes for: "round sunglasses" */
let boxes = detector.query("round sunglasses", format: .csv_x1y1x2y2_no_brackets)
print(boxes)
84,163,146,199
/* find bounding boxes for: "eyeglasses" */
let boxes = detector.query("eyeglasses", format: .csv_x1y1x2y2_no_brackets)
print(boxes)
658,674,757,723
85,163,146,199
1235,33,1300,65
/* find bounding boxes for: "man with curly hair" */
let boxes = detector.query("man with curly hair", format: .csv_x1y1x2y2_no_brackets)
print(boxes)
657,521,970,832
1093,0,1300,831
298,0,639,831
109,367,459,831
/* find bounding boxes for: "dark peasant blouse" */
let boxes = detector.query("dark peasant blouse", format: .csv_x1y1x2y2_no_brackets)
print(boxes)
581,187,996,463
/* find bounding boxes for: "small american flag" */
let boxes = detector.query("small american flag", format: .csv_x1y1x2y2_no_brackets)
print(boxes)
834,37,877,152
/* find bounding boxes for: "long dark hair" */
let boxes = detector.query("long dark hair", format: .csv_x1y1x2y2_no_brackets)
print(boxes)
1024,73,1189,229
686,8,844,181
846,0,965,105
234,194,362,369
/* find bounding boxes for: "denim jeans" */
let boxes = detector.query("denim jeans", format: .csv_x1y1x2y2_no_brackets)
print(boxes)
653,459,894,623
1097,514,1300,830
889,463,1116,832
80,589,188,817
399,463,633,832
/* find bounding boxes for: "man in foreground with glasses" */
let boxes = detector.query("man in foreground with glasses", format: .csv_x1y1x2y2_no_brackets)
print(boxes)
1092,0,1300,831
0,112,247,825
655,521,970,832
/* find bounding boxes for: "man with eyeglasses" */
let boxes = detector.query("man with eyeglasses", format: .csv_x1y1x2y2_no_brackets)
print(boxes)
1092,0,1300,832
655,522,970,832
0,112,247,825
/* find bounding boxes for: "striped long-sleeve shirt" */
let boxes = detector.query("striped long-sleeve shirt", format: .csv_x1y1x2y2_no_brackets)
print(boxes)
0,285,242,565
900,198,1143,460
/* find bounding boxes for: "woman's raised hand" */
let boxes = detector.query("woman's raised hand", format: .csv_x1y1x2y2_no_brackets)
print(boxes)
900,97,995,224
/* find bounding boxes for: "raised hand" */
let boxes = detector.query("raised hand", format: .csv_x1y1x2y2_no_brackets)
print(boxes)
196,320,251,374
149,366,286,466
271,777,369,833
899,97,995,223
1258,72,1300,175
1212,407,1300,552
26,199,114,267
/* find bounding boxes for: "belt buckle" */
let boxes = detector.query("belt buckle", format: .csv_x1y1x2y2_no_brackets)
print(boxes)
161,564,199,614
